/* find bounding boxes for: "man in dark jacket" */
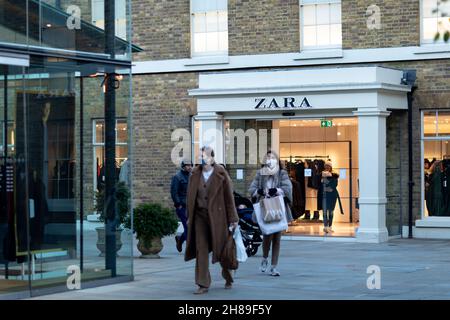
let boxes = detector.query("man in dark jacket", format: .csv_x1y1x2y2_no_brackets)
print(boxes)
171,160,192,252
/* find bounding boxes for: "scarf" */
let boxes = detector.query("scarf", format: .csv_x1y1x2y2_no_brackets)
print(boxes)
260,164,280,176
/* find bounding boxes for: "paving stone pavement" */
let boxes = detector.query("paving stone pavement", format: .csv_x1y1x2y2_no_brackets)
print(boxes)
31,237,450,300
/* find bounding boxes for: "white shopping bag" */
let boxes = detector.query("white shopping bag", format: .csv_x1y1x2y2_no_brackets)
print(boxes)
233,226,248,263
253,201,288,235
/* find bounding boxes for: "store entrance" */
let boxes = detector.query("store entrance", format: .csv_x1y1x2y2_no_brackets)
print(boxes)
222,117,360,238
276,118,359,237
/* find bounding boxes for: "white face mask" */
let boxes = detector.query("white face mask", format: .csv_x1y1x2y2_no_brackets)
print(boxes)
266,158,278,169
201,154,214,166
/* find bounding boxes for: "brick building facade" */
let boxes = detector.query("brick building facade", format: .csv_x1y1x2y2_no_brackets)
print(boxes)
130,0,450,242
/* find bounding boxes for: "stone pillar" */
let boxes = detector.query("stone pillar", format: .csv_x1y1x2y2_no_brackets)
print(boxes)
195,113,225,164
353,108,391,243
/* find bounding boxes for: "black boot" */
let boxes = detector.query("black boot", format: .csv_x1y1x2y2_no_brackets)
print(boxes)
312,211,320,221
303,210,311,220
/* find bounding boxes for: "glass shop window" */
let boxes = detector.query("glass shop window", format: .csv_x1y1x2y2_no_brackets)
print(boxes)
93,119,128,192
423,110,450,217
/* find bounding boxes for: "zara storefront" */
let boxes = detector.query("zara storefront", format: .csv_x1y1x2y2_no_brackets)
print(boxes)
189,66,412,243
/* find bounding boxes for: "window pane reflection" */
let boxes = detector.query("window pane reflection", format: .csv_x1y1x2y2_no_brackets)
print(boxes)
423,111,438,137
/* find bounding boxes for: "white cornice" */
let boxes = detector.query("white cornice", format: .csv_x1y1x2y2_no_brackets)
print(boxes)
132,45,450,75
188,83,411,97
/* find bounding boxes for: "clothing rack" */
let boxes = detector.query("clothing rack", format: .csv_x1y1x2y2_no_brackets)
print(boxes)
280,155,329,161
293,155,329,159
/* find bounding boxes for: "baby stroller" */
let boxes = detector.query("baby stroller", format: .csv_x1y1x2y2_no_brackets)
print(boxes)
234,191,263,257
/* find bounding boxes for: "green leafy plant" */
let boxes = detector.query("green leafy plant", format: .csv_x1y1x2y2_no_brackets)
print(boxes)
124,203,179,242
94,181,131,228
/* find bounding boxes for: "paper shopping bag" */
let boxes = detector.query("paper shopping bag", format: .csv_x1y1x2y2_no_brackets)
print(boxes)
254,201,288,236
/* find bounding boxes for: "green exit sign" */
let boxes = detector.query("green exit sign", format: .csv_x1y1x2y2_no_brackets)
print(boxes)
321,120,333,128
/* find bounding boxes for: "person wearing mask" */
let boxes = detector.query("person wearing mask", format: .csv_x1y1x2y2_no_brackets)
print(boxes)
184,146,239,294
321,161,341,234
249,151,293,277
170,160,192,252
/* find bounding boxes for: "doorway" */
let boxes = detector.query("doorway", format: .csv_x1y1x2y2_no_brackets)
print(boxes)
276,118,359,237
220,117,359,238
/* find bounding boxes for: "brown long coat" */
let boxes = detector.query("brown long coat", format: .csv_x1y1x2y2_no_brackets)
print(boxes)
184,164,239,264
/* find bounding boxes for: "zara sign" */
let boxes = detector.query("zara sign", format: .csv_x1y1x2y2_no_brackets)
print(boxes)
254,97,312,109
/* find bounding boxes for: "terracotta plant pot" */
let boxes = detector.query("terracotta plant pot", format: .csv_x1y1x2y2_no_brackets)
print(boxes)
96,227,123,257
137,237,163,259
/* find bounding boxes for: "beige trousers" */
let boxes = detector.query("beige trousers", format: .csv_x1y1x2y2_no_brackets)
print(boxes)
195,208,233,288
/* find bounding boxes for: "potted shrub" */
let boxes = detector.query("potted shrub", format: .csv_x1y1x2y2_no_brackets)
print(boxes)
94,181,130,257
125,203,178,259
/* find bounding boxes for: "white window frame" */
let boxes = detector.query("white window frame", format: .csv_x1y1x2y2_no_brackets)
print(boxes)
420,0,450,45
190,0,229,57
300,0,342,51
420,109,450,221
92,118,128,193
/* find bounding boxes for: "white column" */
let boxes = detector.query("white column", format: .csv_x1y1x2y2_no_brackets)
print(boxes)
353,108,391,243
195,113,225,164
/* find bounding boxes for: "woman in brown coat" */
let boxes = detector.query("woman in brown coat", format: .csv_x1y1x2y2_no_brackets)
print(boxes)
184,146,239,294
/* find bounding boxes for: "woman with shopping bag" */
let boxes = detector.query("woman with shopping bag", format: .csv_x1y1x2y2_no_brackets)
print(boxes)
249,151,293,276
184,146,239,294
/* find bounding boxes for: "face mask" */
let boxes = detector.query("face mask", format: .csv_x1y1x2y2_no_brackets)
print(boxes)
201,156,213,166
266,159,278,169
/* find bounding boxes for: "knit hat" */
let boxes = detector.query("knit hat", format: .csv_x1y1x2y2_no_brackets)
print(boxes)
325,161,333,168
181,159,193,168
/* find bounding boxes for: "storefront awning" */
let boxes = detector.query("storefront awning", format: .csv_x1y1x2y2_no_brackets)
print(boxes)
189,66,412,115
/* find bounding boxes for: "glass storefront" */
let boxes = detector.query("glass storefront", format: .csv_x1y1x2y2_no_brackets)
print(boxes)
93,118,129,195
276,118,359,237
0,56,133,297
0,0,133,60
422,110,450,218
0,64,29,295
194,116,360,237
0,0,136,298
193,113,405,238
